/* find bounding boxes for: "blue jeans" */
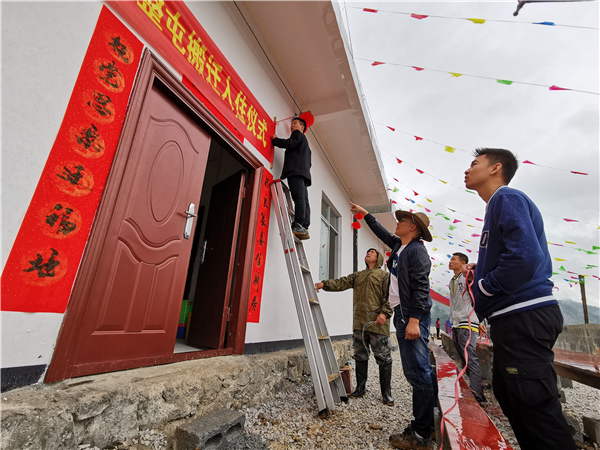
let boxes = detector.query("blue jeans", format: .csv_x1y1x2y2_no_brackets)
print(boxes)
395,311,435,437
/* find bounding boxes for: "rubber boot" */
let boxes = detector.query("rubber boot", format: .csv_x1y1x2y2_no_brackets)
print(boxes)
379,362,395,406
349,360,368,398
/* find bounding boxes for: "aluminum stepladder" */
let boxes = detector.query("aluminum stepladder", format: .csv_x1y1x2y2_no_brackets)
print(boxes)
269,179,347,417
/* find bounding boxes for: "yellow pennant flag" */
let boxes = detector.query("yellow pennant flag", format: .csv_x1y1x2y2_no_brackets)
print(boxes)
467,224,474,227
439,180,448,184
417,204,423,207
426,198,433,203
555,258,567,261
433,236,438,239
450,72,463,77
467,18,485,24
432,247,438,251
445,146,456,153
565,241,576,244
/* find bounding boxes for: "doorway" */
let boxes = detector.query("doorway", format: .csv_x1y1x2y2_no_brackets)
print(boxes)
45,51,264,382
174,141,247,353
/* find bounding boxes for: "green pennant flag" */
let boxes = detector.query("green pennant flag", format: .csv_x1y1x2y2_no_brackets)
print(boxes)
593,246,600,250
586,265,597,269
497,79,513,85
466,190,476,194
444,216,450,220
585,251,597,255
393,187,399,192
552,272,559,275
436,213,445,216
559,266,566,271
448,208,456,212
449,225,456,231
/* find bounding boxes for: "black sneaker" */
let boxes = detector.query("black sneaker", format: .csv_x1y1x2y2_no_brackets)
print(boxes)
292,223,309,240
389,428,434,450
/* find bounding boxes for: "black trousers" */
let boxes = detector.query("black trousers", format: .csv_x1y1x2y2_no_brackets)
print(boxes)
287,176,310,229
490,304,576,450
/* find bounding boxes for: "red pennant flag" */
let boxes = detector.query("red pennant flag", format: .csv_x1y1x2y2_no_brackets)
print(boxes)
394,177,399,182
523,160,537,165
412,67,425,72
425,208,431,212
372,61,385,66
392,200,398,204
571,171,588,175
414,136,423,140
471,234,481,237
466,249,472,253
363,8,378,13
387,126,396,131
405,198,410,202
416,169,424,174
413,191,419,196
410,209,414,213
476,218,484,222
563,218,578,222
549,85,571,91
396,158,402,164
411,13,429,19
453,219,461,224
387,188,392,191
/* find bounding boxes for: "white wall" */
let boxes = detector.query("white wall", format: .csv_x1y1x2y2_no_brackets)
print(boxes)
1,2,384,371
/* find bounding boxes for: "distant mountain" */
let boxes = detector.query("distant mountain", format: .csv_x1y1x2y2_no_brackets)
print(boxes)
428,298,599,326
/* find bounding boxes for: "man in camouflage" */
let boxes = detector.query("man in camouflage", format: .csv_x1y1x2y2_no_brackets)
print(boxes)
315,249,393,405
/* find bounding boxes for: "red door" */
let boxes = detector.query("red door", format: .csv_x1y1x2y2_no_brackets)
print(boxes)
187,170,246,349
66,83,211,376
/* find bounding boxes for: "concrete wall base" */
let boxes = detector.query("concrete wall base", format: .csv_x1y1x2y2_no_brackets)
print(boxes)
0,341,352,450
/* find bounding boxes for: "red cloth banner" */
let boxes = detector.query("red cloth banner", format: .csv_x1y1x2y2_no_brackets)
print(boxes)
109,1,275,164
1,7,143,313
247,171,273,322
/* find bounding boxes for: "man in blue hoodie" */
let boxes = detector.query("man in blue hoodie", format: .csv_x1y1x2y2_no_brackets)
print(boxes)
463,148,575,450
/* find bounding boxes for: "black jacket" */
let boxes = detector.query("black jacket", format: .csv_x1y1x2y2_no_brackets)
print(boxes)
272,130,312,185
364,213,432,323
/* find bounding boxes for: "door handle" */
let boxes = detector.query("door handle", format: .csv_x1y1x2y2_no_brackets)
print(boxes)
183,203,196,239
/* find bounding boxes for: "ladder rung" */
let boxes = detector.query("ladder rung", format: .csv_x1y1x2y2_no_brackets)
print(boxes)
293,235,301,243
287,207,295,216
318,335,329,340
300,265,310,273
328,373,340,383
308,298,319,305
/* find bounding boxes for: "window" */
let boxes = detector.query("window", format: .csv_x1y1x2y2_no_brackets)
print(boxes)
319,196,340,280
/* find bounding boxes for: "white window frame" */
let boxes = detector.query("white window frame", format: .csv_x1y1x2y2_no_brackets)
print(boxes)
319,193,341,281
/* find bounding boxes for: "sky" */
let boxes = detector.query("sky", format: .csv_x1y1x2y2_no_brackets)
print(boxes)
338,0,599,310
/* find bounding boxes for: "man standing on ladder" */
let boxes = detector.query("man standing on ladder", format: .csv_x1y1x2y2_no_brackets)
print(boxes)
271,113,313,240
315,248,394,406
350,204,435,450
463,148,575,450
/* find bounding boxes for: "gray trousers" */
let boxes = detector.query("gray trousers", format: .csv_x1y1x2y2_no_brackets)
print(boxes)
452,327,484,402
352,330,392,365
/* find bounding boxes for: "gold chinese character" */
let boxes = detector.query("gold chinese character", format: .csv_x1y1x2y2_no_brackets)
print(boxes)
187,31,207,77
234,91,247,124
166,9,186,55
137,0,164,30
247,105,258,136
257,118,268,147
205,55,223,95
221,76,234,110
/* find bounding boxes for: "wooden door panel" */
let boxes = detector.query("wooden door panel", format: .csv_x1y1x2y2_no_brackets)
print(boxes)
71,83,211,367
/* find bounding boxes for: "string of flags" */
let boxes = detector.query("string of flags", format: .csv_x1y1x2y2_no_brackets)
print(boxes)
386,174,600,257
357,57,599,96
382,149,600,228
376,122,597,178
354,6,599,30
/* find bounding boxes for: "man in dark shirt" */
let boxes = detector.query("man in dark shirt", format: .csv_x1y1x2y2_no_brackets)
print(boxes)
271,116,312,240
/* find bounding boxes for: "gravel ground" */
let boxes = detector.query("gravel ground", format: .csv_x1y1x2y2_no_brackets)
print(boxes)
75,347,600,449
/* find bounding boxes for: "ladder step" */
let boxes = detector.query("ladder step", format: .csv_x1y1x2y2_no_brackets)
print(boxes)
293,235,301,244
318,335,329,340
300,265,310,273
328,373,340,383
308,298,320,305
288,207,295,216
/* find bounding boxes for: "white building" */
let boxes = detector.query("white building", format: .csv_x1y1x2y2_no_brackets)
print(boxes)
1,1,395,391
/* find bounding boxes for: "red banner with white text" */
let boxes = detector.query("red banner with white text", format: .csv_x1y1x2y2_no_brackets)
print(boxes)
109,1,275,163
